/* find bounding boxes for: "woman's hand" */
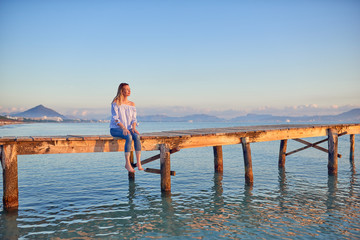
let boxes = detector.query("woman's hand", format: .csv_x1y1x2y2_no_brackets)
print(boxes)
131,128,139,135
123,128,130,135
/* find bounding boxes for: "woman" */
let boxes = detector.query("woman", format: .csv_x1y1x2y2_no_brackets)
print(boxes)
110,83,143,173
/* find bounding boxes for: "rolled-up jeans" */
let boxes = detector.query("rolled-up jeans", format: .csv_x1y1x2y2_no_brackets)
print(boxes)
110,128,141,153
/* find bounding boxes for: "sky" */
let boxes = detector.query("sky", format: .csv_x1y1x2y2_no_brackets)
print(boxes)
1,0,359,119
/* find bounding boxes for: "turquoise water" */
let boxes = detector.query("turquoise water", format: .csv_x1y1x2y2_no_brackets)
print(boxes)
0,122,359,239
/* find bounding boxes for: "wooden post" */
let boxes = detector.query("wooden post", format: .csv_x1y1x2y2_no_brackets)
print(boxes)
241,137,253,185
350,134,355,163
213,146,223,173
128,151,135,180
278,140,287,168
1,144,19,210
328,129,338,175
160,144,171,192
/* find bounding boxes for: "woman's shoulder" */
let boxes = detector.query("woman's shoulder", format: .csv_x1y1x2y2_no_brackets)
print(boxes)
111,101,135,107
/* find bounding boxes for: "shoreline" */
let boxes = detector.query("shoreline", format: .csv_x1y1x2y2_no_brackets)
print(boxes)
0,121,26,126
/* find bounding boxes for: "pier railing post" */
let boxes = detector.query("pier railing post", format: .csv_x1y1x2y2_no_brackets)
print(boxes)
328,129,338,175
160,144,171,192
278,140,287,168
213,146,223,173
1,144,19,210
241,137,253,185
350,134,355,163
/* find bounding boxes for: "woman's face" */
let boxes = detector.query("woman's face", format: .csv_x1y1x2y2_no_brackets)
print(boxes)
122,85,131,97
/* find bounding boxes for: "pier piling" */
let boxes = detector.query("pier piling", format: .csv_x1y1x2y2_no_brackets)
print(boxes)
241,137,253,185
160,144,171,193
213,146,223,173
328,129,338,175
1,144,19,210
278,140,287,168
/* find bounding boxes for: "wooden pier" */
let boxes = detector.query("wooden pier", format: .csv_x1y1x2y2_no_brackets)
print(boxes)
1,123,359,210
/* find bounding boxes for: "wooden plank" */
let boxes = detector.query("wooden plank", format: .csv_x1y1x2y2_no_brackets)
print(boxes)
137,147,180,166
0,137,17,144
144,168,176,176
66,135,85,141
98,135,115,140
15,137,33,142
292,138,342,158
328,129,338,175
49,136,68,141
287,131,347,155
31,136,54,141
16,140,126,155
68,135,100,141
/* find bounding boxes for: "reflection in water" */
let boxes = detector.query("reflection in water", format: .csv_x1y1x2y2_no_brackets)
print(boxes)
1,209,19,240
326,175,338,210
1,166,359,239
211,173,224,213
278,167,287,210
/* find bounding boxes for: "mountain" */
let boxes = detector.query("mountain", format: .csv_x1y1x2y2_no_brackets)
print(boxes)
333,108,360,121
12,105,67,119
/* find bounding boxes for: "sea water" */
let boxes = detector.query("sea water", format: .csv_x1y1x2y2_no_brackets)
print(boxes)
0,122,359,239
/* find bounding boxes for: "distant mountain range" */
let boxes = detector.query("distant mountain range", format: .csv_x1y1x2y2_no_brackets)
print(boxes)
5,105,360,123
138,108,360,123
138,114,224,122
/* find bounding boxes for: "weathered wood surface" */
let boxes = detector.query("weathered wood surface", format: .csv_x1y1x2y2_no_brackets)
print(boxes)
285,131,347,157
213,146,223,173
160,144,171,192
241,137,253,185
1,144,19,209
328,129,339,175
292,138,342,158
278,139,287,168
1,124,359,155
134,147,180,167
144,168,176,176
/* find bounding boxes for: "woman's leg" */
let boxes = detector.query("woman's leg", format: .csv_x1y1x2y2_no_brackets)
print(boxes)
135,151,143,170
131,132,143,170
110,128,135,173
124,152,135,173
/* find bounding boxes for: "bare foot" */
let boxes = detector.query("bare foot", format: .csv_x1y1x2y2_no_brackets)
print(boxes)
137,163,144,171
125,164,135,173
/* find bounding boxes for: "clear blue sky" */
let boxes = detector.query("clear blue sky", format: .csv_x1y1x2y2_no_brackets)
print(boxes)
1,0,359,118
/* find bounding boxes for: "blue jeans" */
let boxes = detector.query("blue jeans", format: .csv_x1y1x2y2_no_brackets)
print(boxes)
110,128,142,153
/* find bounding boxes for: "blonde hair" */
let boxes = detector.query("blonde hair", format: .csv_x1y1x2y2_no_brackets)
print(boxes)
112,83,129,105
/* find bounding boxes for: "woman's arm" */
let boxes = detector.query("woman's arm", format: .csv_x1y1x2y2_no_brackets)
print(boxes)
130,102,139,134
